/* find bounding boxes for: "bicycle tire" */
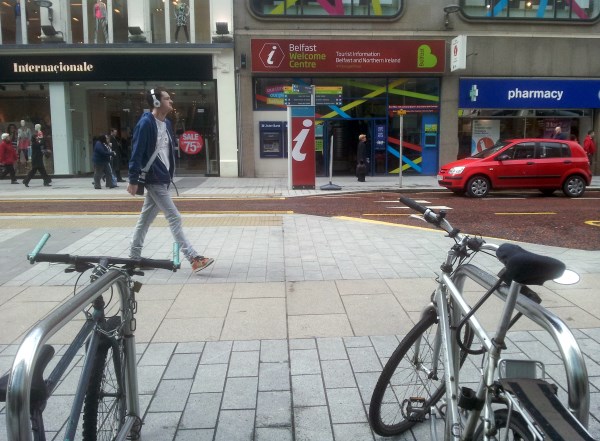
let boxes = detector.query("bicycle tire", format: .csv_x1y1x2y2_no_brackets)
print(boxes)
82,317,127,441
368,305,473,437
474,408,534,441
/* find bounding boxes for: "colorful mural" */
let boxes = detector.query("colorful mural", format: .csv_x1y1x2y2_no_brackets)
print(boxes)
462,0,598,20
251,0,402,17
253,77,440,175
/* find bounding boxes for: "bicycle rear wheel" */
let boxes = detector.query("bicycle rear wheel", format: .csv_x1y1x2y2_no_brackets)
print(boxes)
82,317,127,441
368,305,473,437
474,409,534,441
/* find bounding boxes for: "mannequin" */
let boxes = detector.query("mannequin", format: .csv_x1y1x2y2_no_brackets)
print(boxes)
94,0,109,44
17,119,31,163
173,1,190,43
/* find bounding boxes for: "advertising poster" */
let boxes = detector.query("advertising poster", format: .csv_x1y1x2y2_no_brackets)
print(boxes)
543,119,571,138
471,120,500,155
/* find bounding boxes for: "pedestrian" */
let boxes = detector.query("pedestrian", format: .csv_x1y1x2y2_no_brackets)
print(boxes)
551,126,568,140
356,133,368,182
92,134,116,189
0,133,18,184
23,124,51,187
583,129,596,163
127,87,214,273
109,128,125,182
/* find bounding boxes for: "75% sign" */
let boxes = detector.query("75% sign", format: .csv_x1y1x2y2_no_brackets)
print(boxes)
179,131,204,155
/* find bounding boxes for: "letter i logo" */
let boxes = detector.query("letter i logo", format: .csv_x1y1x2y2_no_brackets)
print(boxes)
292,119,313,161
267,45,277,65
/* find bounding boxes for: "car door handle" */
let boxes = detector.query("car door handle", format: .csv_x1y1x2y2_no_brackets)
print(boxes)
563,160,572,164
526,161,535,165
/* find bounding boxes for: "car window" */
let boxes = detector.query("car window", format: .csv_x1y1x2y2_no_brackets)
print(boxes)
472,140,510,158
508,142,535,160
537,142,567,159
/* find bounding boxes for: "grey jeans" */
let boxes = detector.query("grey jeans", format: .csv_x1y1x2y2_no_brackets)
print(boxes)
130,183,198,262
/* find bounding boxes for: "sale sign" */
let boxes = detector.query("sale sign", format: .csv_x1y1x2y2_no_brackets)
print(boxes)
179,131,204,155
252,39,445,74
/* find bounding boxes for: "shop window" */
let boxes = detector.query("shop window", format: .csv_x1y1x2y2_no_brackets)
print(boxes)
249,0,403,18
168,0,210,44
460,0,600,21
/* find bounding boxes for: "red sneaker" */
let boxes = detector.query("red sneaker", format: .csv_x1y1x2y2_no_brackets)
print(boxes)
191,256,214,273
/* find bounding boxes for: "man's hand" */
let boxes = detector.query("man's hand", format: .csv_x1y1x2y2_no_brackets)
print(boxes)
127,183,138,196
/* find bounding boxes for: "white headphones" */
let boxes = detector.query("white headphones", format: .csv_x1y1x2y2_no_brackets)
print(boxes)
150,89,160,108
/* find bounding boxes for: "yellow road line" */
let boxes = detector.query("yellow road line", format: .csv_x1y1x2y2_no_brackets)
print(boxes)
585,221,600,227
0,210,294,216
495,212,556,215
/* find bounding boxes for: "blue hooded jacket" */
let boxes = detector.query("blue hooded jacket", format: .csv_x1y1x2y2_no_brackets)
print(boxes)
128,111,176,185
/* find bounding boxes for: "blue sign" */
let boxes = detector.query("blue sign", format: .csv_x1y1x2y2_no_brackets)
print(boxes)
459,78,600,109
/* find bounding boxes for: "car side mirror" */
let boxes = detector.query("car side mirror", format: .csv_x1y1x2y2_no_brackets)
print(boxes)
497,154,511,161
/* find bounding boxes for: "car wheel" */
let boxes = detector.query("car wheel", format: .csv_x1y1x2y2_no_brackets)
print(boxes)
539,189,556,196
562,175,586,198
466,176,490,198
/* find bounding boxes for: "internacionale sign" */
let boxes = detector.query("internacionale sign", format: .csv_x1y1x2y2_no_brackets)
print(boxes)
251,39,445,74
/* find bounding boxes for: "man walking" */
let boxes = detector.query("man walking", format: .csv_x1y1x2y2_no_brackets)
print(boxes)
109,128,125,182
127,87,213,273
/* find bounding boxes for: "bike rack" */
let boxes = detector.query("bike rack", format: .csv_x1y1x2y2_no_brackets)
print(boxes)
453,264,590,428
5,270,141,441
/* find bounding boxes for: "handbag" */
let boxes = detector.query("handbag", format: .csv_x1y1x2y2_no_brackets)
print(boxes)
136,147,161,196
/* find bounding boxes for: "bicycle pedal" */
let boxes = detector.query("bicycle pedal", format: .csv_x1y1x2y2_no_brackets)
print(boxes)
406,397,427,422
132,281,143,293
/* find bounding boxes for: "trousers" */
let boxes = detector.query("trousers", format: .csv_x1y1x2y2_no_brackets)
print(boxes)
130,183,198,261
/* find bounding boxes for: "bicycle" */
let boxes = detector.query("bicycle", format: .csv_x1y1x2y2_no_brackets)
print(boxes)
0,233,180,441
368,196,595,441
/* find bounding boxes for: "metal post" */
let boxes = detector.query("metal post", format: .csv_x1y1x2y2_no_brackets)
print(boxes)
398,112,404,188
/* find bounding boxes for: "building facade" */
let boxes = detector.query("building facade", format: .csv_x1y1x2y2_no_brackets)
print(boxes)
234,0,600,178
0,0,239,177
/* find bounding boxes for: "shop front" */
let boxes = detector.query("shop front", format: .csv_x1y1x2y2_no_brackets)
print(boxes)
250,38,445,177
457,78,599,159
0,52,227,177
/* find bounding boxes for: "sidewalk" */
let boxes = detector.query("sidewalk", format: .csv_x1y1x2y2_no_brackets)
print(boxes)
1,175,600,440
0,174,596,200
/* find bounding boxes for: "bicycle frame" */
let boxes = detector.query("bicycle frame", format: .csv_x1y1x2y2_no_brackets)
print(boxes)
424,262,590,441
6,269,140,441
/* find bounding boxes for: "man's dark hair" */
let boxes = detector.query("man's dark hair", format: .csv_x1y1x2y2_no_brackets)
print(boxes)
146,87,167,108
589,129,595,135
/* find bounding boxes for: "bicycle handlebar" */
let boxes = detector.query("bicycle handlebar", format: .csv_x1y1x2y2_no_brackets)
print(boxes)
27,234,181,271
399,196,461,238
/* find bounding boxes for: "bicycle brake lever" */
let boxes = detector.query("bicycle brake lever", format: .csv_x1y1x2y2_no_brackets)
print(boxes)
409,214,428,223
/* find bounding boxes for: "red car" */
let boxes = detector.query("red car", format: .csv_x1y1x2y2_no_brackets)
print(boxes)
438,139,592,198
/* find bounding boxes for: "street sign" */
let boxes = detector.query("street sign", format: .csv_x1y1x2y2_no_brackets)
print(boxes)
451,35,467,72
315,86,343,106
284,85,313,106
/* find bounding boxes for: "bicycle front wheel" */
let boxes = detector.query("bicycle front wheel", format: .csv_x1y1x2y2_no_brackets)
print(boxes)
369,306,472,437
82,317,127,441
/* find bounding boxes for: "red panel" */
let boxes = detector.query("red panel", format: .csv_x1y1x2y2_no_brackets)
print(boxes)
251,39,446,74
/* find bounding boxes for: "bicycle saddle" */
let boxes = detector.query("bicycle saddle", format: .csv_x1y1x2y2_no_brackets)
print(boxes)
0,344,55,404
496,244,566,286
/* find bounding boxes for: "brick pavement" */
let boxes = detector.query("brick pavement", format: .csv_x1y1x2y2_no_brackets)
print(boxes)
1,176,599,440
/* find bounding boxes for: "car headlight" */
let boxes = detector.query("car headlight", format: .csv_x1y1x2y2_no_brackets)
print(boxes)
448,166,465,175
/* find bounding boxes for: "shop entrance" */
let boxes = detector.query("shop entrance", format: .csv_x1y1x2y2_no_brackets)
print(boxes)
74,81,219,177
317,113,439,177
318,118,386,177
